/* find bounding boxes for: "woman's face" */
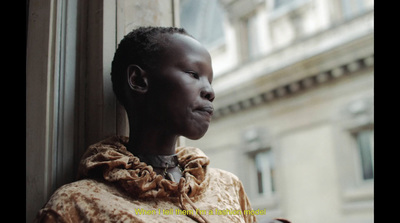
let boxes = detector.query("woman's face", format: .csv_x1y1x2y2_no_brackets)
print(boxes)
146,33,215,140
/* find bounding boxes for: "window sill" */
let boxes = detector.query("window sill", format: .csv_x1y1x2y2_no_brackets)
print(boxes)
343,181,373,202
341,181,374,213
251,193,280,210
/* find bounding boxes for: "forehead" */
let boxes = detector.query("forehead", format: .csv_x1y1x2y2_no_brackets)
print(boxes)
161,33,212,68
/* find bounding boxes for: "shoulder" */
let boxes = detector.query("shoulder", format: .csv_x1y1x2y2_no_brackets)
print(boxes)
39,179,107,210
206,167,246,197
49,179,109,199
208,167,240,183
207,167,241,184
46,178,127,207
35,179,124,222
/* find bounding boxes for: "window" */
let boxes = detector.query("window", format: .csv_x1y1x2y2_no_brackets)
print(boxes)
337,98,373,212
180,0,225,49
246,14,261,60
341,0,366,19
254,149,276,196
243,128,277,199
354,129,374,181
340,126,374,208
274,0,295,9
239,13,261,61
341,98,373,184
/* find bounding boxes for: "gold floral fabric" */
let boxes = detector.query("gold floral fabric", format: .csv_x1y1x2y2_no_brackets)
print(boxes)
34,136,257,223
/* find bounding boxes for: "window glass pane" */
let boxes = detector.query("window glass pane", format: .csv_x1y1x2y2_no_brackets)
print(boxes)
254,149,275,195
256,165,264,194
356,129,374,180
255,152,265,194
180,0,225,48
341,0,366,19
274,0,295,9
246,15,260,60
266,150,276,193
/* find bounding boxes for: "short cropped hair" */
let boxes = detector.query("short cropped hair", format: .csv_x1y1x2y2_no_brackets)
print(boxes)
111,26,191,108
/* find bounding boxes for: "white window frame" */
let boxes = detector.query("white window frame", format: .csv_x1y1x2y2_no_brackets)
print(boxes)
349,126,374,185
334,97,374,212
253,148,276,196
242,128,280,210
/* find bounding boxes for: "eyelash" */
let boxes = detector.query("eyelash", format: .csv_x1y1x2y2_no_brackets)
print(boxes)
185,71,212,84
186,71,199,79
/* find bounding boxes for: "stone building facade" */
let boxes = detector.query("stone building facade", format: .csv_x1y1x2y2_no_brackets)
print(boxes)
181,0,374,222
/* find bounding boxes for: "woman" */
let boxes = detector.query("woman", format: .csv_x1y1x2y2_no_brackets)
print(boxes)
35,27,290,223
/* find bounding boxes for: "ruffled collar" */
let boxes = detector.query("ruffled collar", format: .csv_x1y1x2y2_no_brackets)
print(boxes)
77,136,210,200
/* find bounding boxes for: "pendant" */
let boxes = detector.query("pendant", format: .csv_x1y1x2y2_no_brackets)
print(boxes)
165,172,176,182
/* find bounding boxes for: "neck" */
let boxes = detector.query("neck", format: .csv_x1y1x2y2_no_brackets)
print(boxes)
127,119,179,156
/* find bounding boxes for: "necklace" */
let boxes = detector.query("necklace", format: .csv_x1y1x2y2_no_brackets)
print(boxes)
137,154,183,182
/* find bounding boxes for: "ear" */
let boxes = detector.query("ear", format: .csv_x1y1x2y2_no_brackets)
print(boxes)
127,65,148,93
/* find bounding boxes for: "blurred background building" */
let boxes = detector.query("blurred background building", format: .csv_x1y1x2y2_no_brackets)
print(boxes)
180,0,374,222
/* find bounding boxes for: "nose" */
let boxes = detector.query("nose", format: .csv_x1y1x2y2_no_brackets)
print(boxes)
200,82,215,102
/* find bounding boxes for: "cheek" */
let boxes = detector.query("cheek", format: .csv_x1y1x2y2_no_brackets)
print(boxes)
149,74,206,135
181,110,211,139
169,84,200,111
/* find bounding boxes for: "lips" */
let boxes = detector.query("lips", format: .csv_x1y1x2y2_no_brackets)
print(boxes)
195,105,214,116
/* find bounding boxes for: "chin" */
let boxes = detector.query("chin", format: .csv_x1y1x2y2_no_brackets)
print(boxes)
183,129,208,140
186,135,204,141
